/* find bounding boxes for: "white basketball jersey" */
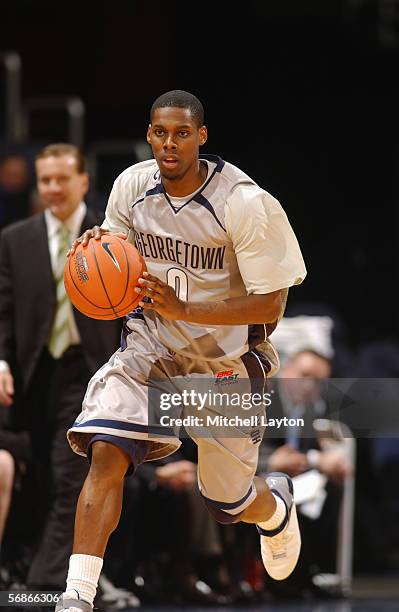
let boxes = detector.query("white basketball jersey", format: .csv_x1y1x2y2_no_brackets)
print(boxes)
103,155,307,371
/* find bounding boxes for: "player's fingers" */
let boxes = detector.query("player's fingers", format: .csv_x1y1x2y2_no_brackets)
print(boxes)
93,226,103,240
136,287,162,301
139,299,156,310
136,279,164,294
68,237,82,256
141,271,166,286
115,232,127,240
80,230,94,247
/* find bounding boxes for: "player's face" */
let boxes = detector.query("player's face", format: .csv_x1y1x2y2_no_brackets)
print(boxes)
147,107,207,182
36,155,89,221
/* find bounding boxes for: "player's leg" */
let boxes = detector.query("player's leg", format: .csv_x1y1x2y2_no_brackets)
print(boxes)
56,438,148,612
165,339,299,584
57,319,181,612
237,472,301,582
72,441,131,557
195,434,300,582
186,347,300,582
233,474,277,523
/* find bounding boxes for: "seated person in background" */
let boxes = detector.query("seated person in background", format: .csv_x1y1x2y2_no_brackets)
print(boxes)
263,350,348,485
257,321,351,599
0,448,14,561
0,405,32,587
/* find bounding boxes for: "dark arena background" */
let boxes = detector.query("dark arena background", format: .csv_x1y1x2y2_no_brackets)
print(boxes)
1,1,399,611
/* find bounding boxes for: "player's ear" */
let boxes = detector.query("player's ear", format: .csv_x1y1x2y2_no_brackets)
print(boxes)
199,126,207,146
146,124,152,145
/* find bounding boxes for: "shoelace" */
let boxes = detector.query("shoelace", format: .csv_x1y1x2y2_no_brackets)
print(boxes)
266,527,290,557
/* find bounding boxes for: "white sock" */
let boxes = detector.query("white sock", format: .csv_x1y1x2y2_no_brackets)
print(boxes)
65,554,103,606
257,495,287,531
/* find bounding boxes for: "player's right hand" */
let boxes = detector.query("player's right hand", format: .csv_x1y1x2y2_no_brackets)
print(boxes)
68,226,127,256
0,371,14,407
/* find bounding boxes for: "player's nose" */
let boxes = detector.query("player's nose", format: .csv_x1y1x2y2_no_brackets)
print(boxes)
163,135,177,149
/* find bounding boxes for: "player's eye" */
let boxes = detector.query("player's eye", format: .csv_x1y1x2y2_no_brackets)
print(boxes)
178,131,189,137
154,129,164,137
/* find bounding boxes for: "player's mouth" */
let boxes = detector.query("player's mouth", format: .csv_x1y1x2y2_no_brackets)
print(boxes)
161,157,179,170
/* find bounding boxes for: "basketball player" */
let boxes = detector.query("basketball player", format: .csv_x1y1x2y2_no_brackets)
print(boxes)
56,90,307,612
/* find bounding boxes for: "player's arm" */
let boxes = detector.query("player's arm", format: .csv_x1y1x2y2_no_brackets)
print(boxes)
136,274,283,324
137,186,306,324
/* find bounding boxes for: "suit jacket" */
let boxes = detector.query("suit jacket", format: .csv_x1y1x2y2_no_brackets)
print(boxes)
0,208,122,392
258,382,323,473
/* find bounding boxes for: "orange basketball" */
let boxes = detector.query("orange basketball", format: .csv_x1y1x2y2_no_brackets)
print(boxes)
64,235,146,320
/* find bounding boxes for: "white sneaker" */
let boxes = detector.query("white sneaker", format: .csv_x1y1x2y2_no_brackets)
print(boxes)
55,592,93,612
257,472,301,581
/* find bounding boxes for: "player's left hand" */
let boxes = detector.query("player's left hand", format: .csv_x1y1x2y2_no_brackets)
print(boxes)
135,272,187,321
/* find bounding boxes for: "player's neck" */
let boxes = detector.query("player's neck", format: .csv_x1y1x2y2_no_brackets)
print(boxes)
163,160,207,197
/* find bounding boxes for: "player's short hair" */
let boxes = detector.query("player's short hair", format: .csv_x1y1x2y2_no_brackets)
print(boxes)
150,90,204,127
35,143,86,173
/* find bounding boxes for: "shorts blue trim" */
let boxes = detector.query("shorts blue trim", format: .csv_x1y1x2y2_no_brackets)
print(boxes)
201,484,254,511
88,434,149,476
72,418,175,438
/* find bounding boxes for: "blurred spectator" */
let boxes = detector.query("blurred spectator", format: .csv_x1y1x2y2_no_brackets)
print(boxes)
0,143,121,591
258,349,350,600
256,315,352,600
0,405,32,588
267,314,335,368
258,349,350,597
283,301,354,376
0,448,14,554
0,152,34,229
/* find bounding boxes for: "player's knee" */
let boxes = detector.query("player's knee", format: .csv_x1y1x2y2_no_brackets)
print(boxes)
202,495,243,524
89,441,130,481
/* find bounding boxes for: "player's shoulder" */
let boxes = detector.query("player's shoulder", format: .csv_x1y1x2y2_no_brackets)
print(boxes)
221,159,255,184
113,159,158,187
227,178,283,216
221,159,279,206
110,159,159,205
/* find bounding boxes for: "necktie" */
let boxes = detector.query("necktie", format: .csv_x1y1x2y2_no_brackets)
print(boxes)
48,224,72,359
286,405,304,450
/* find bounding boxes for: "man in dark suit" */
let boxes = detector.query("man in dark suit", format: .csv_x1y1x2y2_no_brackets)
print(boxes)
0,143,121,589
